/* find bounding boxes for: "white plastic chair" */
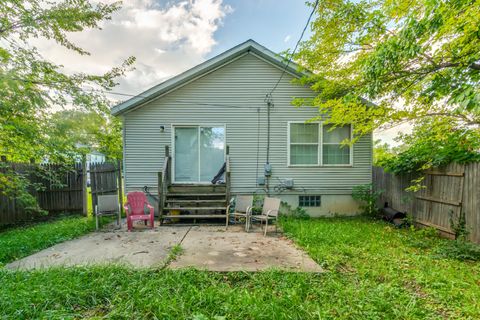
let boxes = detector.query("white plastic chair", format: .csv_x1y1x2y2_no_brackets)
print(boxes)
95,194,121,230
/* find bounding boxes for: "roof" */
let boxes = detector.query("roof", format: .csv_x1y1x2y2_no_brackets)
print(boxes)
111,39,308,116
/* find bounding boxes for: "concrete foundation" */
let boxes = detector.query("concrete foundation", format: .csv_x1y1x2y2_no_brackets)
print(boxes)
276,194,361,217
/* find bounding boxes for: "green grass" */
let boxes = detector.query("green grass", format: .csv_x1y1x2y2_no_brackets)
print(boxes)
0,217,479,319
0,215,95,264
281,217,480,319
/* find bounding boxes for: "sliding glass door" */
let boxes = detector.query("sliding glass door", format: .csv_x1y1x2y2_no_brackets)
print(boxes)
174,126,225,183
174,127,199,183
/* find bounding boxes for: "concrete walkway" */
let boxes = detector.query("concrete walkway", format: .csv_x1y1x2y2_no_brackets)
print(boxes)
7,223,322,272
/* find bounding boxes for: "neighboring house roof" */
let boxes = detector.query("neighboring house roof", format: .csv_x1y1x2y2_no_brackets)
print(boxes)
89,150,105,156
111,39,309,116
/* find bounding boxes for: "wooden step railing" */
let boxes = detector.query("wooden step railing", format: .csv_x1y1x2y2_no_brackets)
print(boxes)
158,145,170,225
158,145,230,224
225,145,231,203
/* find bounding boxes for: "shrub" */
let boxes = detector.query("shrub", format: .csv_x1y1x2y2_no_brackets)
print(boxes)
352,184,383,217
404,212,414,228
432,210,480,261
280,202,310,220
449,210,469,241
289,207,310,220
251,194,265,215
434,240,480,262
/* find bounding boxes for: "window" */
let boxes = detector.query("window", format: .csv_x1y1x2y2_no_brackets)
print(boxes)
322,124,351,165
299,195,321,207
288,122,352,166
289,123,319,165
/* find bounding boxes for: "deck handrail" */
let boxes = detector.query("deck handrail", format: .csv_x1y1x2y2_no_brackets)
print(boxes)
158,146,170,224
225,145,231,203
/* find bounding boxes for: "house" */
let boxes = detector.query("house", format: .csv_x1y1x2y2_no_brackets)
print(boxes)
86,151,106,165
112,40,372,218
73,146,106,186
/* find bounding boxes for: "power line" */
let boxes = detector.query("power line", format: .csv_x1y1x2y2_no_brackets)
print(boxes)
260,0,319,194
0,75,262,109
99,89,261,109
164,100,261,109
2,1,320,112
100,90,148,98
268,0,319,95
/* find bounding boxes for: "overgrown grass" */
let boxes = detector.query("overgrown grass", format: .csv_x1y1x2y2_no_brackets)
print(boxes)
281,217,480,319
0,266,445,319
0,215,95,264
0,217,479,319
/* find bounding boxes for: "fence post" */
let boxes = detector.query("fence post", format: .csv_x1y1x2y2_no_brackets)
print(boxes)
117,159,123,215
82,159,88,216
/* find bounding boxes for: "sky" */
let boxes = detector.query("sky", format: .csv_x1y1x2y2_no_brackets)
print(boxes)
33,0,405,144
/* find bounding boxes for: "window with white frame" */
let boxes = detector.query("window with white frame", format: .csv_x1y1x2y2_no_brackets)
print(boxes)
322,124,351,165
289,123,319,165
288,122,352,166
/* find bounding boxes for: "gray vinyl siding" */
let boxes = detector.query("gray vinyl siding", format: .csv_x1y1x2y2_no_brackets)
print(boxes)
123,52,372,195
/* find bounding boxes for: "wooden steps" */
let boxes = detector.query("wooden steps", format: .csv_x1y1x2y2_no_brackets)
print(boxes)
162,214,227,219
165,199,225,203
165,207,227,211
168,185,226,193
166,193,226,197
160,183,228,224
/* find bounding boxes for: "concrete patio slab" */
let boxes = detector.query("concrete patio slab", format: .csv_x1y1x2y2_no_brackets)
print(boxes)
7,222,322,272
7,225,188,269
170,225,322,272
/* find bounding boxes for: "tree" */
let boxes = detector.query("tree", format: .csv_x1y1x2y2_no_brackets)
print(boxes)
376,117,480,175
295,0,480,137
0,0,134,162
373,140,395,166
0,0,133,213
48,110,123,161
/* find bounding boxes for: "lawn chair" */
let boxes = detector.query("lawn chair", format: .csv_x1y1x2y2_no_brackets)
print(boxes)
226,195,253,232
95,194,121,230
250,197,281,236
124,192,154,231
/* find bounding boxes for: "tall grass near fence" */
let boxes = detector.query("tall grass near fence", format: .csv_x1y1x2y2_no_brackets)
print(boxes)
0,215,94,264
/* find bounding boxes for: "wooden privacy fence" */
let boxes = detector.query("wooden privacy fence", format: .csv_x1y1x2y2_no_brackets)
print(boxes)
89,161,122,213
0,162,85,226
373,162,480,243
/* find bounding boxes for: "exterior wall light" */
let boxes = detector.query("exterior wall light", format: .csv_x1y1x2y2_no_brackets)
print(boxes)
160,125,165,133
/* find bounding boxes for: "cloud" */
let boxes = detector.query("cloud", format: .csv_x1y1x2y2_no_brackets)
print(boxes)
284,35,291,43
32,0,232,102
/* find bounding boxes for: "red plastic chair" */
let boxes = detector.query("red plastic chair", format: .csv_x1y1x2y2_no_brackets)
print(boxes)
124,192,154,231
